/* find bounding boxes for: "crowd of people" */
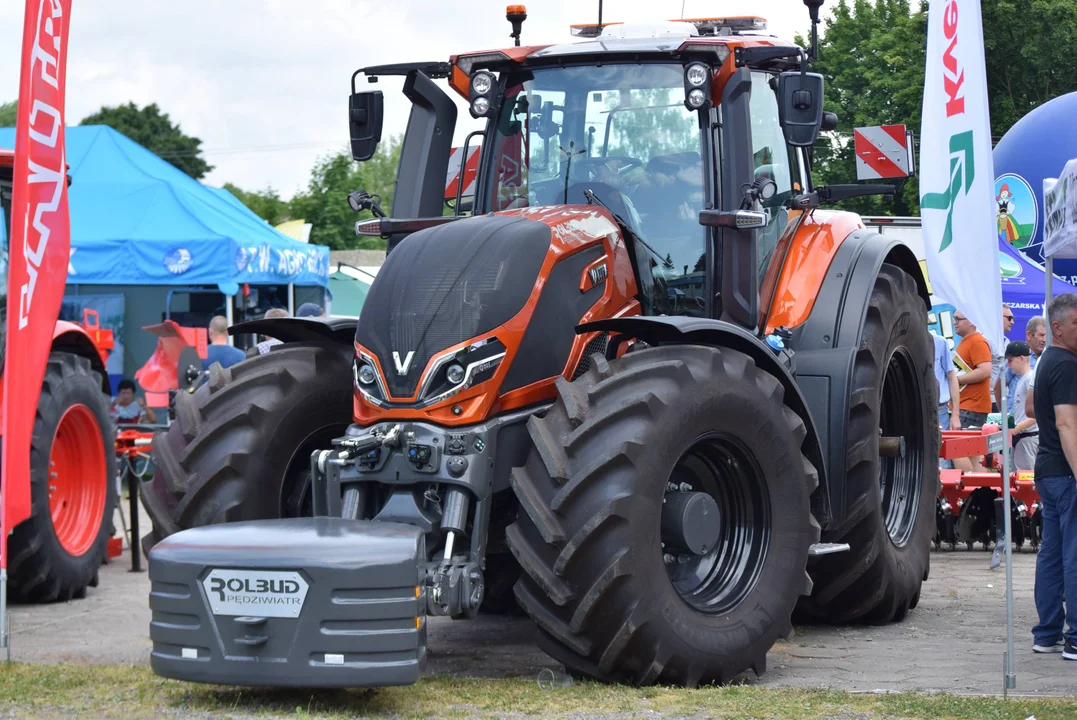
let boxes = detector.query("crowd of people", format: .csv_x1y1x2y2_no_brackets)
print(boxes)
935,296,1077,661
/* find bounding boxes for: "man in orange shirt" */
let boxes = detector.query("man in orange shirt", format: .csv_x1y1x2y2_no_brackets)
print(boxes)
953,310,995,428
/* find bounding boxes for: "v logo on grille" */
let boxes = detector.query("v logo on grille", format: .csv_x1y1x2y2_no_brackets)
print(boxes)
392,351,416,375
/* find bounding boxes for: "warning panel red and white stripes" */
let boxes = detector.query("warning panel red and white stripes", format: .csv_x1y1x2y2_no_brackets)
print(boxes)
445,145,481,199
853,125,911,180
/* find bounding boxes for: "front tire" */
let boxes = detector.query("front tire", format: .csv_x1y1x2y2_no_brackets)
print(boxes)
7,353,117,603
506,345,819,686
140,343,354,553
798,264,939,624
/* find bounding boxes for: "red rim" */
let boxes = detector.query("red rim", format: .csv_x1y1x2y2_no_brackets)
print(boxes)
48,404,108,556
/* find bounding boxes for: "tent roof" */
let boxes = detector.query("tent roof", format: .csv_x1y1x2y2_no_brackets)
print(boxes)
0,125,328,288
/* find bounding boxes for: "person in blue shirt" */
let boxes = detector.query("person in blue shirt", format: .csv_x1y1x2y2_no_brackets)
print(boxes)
997,315,1046,409
202,315,246,370
933,332,961,432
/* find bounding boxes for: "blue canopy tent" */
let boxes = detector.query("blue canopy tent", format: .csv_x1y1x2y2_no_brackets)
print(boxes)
0,125,329,290
0,126,329,390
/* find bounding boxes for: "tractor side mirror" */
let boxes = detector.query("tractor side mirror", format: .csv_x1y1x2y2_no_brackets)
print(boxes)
349,90,384,162
777,71,824,147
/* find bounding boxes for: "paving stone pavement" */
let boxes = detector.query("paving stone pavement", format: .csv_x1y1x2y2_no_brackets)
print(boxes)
7,508,1073,697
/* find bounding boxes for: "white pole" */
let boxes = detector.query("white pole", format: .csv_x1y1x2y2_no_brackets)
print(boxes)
1046,256,1054,346
225,292,235,347
288,284,295,316
0,567,8,661
1001,379,1016,692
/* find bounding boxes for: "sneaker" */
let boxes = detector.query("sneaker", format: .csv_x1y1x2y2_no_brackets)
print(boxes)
1033,639,1064,653
1064,639,1077,661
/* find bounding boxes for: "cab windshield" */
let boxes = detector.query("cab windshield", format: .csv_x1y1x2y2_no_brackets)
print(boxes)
482,63,707,316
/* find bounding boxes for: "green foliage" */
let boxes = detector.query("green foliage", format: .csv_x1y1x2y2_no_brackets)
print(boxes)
982,0,1077,136
0,100,16,127
288,138,401,251
79,102,213,179
222,183,289,226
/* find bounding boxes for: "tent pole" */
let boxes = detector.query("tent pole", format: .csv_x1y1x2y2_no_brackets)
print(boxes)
288,284,295,316
225,292,235,346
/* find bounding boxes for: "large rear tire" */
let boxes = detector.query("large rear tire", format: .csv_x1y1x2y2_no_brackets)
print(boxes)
797,264,939,624
506,345,819,686
140,343,354,553
7,353,117,603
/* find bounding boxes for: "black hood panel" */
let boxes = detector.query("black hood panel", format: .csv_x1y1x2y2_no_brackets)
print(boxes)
356,215,552,399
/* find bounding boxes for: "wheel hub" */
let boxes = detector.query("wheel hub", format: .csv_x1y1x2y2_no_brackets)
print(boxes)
663,435,771,616
661,491,720,556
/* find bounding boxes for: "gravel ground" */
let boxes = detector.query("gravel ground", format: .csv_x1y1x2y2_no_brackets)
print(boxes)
6,503,1074,697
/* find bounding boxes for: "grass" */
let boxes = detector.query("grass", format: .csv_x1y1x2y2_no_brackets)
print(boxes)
2,664,1077,719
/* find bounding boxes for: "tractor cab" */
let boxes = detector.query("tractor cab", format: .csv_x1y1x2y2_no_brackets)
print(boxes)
348,12,831,329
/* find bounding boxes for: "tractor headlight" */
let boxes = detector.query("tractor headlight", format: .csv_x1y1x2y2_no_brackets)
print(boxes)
471,96,491,116
469,70,499,119
357,363,377,386
683,63,712,111
685,63,708,87
470,71,494,96
446,363,466,385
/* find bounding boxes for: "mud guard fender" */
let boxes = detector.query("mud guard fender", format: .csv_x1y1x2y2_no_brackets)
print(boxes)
577,315,831,527
787,229,930,527
229,317,359,346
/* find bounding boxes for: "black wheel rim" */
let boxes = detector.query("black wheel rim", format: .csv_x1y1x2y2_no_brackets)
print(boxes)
879,347,923,547
663,434,771,615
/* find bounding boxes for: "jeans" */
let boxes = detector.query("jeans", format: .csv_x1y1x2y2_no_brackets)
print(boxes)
959,409,989,428
938,405,953,469
1032,474,1077,646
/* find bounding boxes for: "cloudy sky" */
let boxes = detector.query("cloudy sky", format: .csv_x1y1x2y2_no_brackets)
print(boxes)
1,1,811,200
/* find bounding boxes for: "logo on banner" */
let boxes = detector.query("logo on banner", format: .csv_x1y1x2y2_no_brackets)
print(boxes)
921,0,973,253
163,248,193,274
995,174,1038,250
18,3,68,330
921,131,974,252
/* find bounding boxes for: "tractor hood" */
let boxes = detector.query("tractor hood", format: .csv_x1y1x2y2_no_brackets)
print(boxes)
356,213,555,400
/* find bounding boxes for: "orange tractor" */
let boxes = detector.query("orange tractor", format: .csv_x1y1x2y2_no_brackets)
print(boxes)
1,148,119,602
144,3,939,688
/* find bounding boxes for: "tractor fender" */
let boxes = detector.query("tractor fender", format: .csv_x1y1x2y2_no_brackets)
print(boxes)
577,315,831,526
229,317,359,346
787,228,930,526
51,320,110,394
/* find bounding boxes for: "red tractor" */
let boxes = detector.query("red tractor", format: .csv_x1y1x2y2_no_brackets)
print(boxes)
143,5,939,689
1,148,118,602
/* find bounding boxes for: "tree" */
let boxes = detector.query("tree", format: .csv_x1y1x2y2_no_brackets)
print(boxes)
981,0,1077,137
288,138,401,250
223,183,289,226
0,101,16,127
79,102,213,179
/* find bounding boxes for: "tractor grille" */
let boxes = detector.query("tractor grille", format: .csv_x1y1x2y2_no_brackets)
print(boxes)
356,216,552,399
571,333,610,380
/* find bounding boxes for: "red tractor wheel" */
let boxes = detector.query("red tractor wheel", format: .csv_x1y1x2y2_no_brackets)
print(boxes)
7,353,117,603
47,404,109,556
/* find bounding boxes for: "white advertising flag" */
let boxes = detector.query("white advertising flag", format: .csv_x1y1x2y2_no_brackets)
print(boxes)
919,0,1003,352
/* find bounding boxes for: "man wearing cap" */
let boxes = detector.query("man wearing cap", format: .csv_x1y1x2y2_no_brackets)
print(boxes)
1005,341,1038,471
